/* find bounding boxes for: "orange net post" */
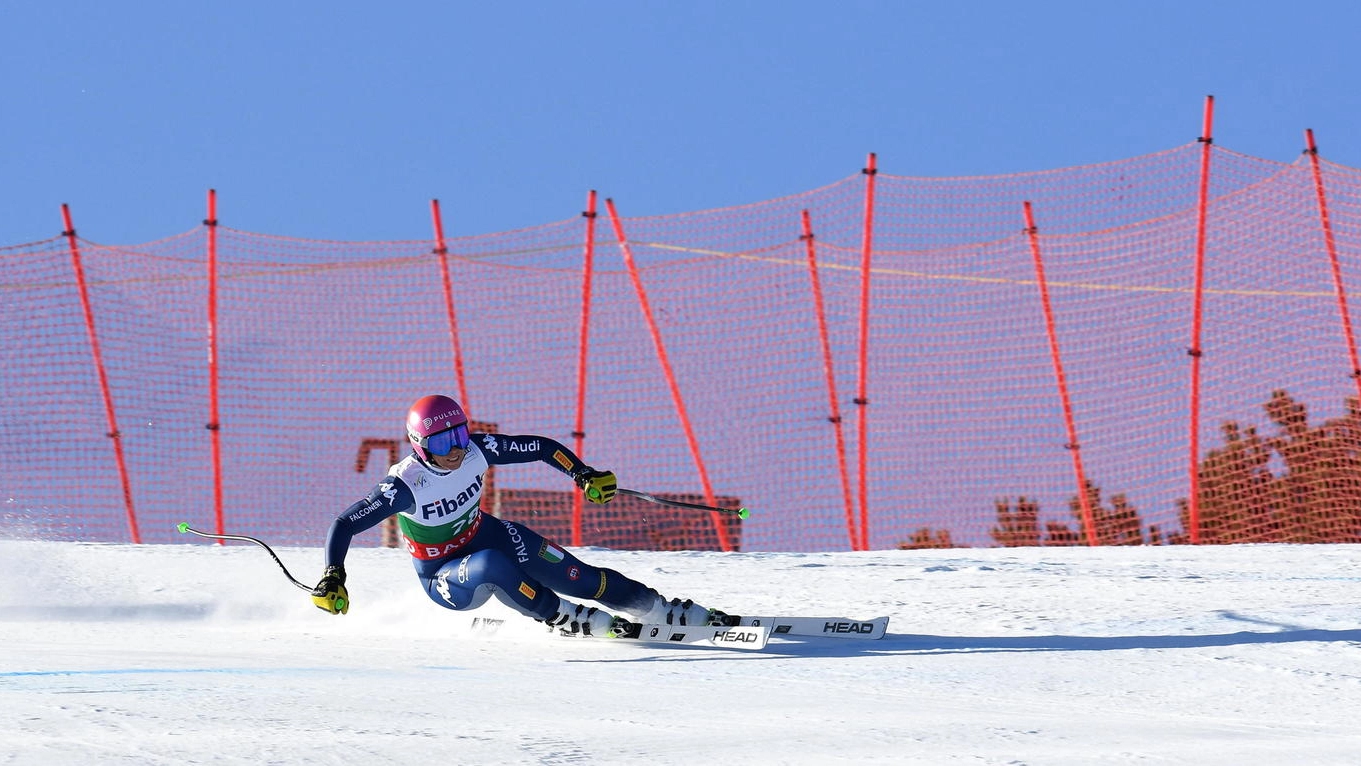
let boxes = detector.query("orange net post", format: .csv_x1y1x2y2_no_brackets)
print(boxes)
205,189,224,540
430,199,470,408
854,153,878,551
605,198,732,552
1024,201,1095,546
1305,129,1361,400
1185,95,1216,543
61,204,139,543
802,209,858,550
570,191,600,547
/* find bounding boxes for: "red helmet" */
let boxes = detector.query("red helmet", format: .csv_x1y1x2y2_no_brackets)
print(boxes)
406,394,470,463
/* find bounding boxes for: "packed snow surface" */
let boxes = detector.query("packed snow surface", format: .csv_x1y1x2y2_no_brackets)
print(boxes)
4,539,1361,764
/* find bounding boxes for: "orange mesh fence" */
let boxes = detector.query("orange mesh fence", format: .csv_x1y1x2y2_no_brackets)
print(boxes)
5,139,1361,551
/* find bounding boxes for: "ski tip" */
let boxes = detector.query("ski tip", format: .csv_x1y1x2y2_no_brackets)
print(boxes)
175,522,190,534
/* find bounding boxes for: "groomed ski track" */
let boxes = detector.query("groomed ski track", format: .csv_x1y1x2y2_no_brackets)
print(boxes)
4,540,1361,764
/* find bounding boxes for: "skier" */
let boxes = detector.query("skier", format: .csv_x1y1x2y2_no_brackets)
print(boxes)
311,394,727,637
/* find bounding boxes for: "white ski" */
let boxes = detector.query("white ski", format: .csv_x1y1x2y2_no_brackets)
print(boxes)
463,613,886,646
464,615,771,650
735,615,889,640
623,622,771,650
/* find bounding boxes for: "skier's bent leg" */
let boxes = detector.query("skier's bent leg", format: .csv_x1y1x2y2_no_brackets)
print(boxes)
420,549,559,620
516,536,725,624
493,520,728,628
503,521,658,613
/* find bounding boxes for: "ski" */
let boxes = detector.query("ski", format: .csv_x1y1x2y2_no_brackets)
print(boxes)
463,615,771,650
462,613,887,646
616,621,771,650
728,614,890,640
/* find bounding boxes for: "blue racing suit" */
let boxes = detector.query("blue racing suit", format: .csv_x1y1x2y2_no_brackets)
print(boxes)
322,432,656,621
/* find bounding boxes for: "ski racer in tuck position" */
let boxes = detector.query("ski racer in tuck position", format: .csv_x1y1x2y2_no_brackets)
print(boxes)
311,394,728,637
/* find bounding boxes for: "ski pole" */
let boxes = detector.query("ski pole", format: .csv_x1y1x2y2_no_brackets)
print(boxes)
618,488,751,519
176,522,313,592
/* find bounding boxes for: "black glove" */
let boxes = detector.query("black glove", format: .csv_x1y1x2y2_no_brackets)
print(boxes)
575,467,617,504
311,565,349,614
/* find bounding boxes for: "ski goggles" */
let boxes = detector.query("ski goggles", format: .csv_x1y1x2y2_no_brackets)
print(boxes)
422,423,471,456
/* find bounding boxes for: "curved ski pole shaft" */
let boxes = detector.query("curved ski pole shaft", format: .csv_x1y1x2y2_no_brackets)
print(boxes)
617,488,750,518
176,522,313,592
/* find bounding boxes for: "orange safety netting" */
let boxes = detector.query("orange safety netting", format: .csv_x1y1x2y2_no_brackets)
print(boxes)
5,139,1361,552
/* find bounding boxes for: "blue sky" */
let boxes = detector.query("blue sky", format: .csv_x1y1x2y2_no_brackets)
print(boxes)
6,1,1361,246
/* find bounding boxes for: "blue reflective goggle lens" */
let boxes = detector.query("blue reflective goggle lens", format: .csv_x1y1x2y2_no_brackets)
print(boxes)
426,424,470,456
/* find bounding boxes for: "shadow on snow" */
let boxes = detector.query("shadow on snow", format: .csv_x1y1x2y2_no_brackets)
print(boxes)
576,612,1361,662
